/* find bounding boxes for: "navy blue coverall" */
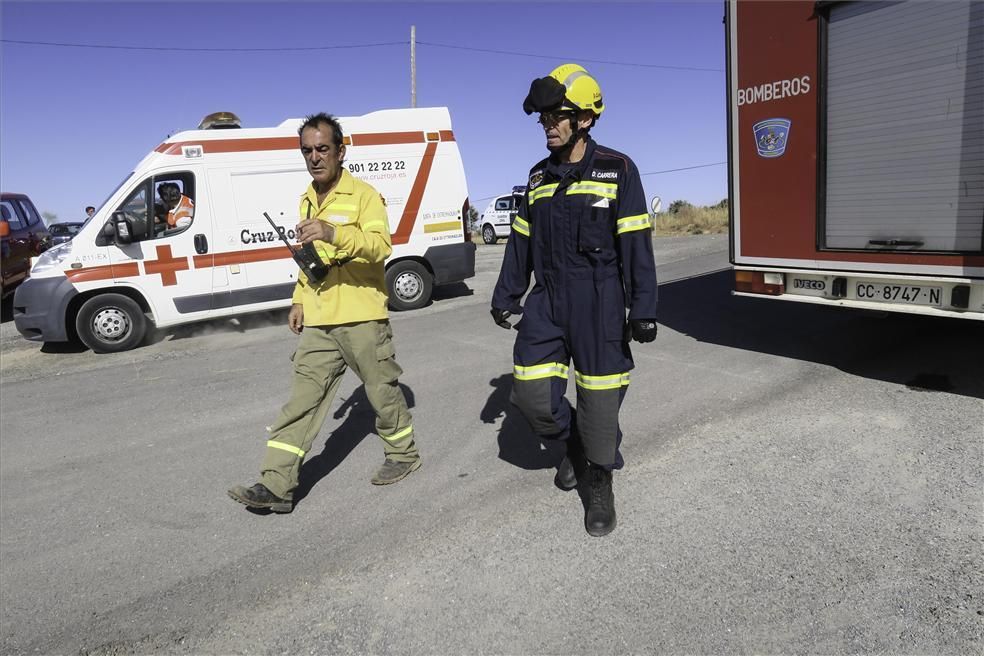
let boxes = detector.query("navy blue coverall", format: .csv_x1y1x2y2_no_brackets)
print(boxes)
492,138,658,470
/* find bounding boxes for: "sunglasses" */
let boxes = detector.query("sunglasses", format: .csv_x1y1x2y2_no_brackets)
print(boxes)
537,110,577,126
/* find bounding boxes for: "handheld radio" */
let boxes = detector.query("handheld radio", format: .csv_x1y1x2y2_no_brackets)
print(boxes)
262,212,331,283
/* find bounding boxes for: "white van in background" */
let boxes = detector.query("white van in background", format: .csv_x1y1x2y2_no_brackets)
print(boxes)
13,107,476,352
479,186,525,244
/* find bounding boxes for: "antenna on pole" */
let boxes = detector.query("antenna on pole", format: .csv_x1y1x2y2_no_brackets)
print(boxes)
410,25,417,108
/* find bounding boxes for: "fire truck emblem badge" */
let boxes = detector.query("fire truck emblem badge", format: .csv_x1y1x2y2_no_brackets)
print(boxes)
528,170,544,190
753,118,791,158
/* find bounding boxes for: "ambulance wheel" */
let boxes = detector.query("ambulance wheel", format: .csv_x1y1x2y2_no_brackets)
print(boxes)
75,293,147,353
482,224,498,244
386,261,432,311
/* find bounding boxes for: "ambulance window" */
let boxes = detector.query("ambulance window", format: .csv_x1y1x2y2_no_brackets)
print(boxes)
495,197,511,211
105,182,152,244
151,172,196,238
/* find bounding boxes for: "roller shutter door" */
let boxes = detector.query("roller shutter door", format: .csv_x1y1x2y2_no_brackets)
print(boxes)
824,0,983,252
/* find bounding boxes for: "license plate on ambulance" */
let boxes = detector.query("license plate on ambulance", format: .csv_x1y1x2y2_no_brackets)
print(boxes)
855,282,943,307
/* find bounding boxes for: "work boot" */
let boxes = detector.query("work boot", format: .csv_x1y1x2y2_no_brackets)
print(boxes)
554,410,581,490
555,454,577,490
371,458,421,485
584,465,617,537
227,483,293,513
554,439,582,491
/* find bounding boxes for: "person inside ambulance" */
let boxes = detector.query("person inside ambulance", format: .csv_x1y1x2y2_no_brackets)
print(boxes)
156,182,194,231
490,64,658,537
153,201,168,231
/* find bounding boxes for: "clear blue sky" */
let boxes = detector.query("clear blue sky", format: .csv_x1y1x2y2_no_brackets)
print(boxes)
1,0,727,224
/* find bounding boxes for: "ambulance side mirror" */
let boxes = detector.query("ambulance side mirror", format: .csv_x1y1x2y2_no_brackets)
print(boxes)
110,212,132,245
0,220,9,238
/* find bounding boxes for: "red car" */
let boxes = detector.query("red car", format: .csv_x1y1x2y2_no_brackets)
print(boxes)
1,192,51,298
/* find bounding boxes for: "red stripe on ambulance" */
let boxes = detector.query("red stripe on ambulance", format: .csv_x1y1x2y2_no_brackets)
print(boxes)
392,141,437,246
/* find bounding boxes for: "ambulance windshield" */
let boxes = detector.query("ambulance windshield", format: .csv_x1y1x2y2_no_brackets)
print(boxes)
86,172,134,226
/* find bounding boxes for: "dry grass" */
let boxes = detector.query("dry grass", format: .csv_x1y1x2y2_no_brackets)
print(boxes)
651,204,729,236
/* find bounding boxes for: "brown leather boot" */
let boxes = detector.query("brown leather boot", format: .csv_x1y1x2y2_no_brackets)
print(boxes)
227,483,293,513
371,458,421,485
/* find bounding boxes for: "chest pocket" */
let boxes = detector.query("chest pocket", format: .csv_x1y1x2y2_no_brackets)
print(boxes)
577,203,616,253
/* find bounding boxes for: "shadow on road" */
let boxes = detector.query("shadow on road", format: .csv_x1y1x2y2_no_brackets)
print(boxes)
658,270,984,399
430,281,474,303
481,373,564,471
39,340,87,354
1,296,12,324
292,383,417,504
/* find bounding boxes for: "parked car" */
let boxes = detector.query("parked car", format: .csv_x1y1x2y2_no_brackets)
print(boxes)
47,222,85,246
479,186,525,244
1,192,50,298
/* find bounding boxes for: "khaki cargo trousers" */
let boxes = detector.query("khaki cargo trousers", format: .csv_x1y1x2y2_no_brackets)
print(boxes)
259,320,418,499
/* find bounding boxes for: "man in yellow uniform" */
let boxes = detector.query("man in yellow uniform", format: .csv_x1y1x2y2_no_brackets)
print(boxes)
229,113,420,513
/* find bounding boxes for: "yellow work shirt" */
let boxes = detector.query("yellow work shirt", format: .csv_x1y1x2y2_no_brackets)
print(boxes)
291,169,393,326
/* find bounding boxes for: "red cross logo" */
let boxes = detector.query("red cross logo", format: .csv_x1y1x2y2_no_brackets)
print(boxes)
144,244,189,286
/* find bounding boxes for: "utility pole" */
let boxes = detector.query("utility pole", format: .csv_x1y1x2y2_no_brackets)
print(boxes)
410,25,417,108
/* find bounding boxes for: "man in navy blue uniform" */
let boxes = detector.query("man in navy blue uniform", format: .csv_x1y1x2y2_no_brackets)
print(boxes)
491,64,658,537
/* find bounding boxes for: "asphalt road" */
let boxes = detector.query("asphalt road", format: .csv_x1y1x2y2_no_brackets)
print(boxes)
1,235,981,655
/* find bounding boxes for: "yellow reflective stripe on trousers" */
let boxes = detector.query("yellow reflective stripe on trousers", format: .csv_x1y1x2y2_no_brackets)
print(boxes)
574,371,631,390
616,213,651,234
528,183,559,205
267,440,306,458
565,181,618,199
380,425,414,443
514,362,570,381
512,215,531,237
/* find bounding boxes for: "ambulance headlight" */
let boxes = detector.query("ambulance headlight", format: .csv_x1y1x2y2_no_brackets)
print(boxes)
31,242,72,273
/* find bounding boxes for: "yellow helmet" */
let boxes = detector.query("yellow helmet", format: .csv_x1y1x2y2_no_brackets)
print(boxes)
548,64,605,116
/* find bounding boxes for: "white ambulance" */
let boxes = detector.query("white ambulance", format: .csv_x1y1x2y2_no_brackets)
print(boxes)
13,107,476,352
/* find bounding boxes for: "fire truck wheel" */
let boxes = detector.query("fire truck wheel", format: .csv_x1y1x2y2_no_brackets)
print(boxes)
386,261,432,312
482,224,498,244
75,293,148,353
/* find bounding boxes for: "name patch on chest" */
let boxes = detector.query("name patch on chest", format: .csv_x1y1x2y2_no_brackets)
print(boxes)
590,170,619,180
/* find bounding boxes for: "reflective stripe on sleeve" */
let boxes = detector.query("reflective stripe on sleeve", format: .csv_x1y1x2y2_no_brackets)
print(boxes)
527,183,559,206
514,362,570,381
361,220,388,231
512,216,531,237
267,440,306,458
380,425,414,443
616,213,651,235
574,371,631,390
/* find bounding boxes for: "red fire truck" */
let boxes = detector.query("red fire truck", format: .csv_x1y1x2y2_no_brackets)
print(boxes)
726,0,983,319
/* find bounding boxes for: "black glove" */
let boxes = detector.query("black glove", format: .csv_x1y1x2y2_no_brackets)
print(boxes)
491,307,513,330
628,319,658,343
